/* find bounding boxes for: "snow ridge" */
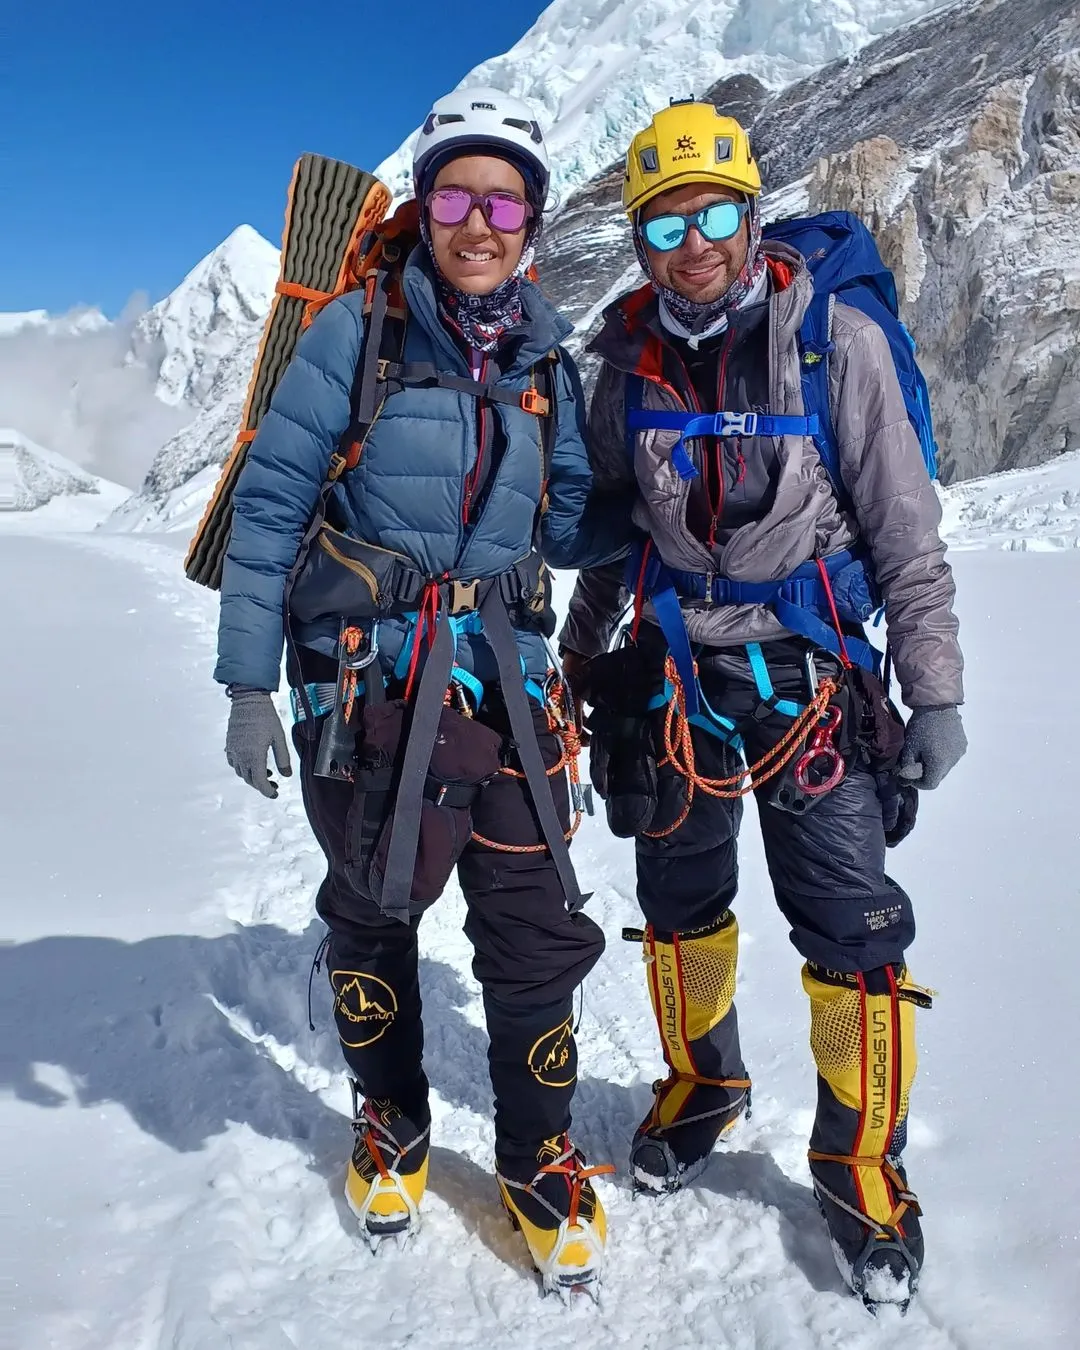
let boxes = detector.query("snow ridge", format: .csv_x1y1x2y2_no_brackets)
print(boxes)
0,427,129,521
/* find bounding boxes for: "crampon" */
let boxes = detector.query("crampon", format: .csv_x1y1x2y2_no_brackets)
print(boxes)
497,1135,613,1302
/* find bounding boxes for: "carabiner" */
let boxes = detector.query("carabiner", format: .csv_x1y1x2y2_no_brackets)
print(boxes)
803,648,819,698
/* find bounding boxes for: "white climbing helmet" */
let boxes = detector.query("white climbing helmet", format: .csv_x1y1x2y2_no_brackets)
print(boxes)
412,87,550,204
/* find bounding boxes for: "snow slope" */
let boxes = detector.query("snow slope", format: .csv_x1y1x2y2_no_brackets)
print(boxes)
375,0,952,204
4,505,1078,1347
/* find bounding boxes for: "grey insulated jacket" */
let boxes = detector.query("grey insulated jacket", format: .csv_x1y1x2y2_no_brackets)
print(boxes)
560,243,964,709
215,247,631,692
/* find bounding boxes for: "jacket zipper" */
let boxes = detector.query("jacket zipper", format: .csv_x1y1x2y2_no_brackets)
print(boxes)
462,354,490,525
709,328,738,548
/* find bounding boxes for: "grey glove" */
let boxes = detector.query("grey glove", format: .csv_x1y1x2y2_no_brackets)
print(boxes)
898,705,967,790
225,689,292,799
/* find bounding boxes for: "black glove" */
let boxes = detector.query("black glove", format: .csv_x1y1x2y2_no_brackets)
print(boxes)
585,644,665,838
225,689,292,799
898,705,967,790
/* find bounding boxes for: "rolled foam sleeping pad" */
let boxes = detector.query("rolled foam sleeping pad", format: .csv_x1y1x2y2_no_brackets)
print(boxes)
185,154,391,589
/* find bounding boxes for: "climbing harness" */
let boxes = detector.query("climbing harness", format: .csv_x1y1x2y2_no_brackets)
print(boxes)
623,532,879,721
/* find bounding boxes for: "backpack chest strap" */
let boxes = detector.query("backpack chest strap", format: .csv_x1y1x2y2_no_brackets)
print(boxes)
379,360,551,416
627,408,820,481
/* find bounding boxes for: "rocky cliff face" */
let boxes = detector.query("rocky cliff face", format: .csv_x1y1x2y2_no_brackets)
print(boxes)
537,0,1079,483
804,48,1079,480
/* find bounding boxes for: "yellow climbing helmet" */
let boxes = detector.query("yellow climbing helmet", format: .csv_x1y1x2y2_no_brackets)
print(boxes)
623,100,761,215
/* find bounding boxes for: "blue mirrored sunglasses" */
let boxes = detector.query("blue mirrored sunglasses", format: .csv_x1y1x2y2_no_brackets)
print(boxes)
640,200,750,253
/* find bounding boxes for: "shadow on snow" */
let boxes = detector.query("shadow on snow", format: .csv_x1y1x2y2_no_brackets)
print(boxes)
2,920,831,1287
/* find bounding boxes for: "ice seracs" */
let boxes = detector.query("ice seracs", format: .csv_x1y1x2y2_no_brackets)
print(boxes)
374,0,951,207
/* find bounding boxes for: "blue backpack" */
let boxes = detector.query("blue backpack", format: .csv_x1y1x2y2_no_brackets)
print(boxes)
762,210,938,498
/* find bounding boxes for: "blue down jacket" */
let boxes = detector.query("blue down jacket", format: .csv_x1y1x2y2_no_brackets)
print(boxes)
214,247,631,691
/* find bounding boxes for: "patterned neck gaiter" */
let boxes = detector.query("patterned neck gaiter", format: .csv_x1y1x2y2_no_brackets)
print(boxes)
634,196,768,338
421,211,538,354
434,272,526,354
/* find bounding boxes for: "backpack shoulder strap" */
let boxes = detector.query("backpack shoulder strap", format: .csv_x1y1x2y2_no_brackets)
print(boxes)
624,373,646,466
332,264,406,481
528,351,561,550
536,349,560,487
797,291,850,508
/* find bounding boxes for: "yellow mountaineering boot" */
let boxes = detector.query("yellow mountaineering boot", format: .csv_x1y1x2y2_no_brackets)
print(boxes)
497,1135,613,1301
802,962,931,1313
630,915,751,1193
345,1082,430,1251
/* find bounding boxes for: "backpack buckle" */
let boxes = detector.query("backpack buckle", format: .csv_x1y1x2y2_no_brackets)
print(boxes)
449,579,479,614
719,412,758,437
519,388,550,416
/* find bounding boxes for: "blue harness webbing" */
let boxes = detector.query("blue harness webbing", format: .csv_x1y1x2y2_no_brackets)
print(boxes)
745,642,804,719
290,682,338,723
290,611,546,725
642,640,805,750
391,609,546,709
626,408,820,481
646,682,742,746
630,543,878,720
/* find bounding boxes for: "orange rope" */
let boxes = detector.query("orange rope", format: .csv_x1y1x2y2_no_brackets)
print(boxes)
643,656,838,839
341,625,364,723
470,677,586,854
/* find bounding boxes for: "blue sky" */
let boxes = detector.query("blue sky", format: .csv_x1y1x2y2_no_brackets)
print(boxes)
5,0,547,316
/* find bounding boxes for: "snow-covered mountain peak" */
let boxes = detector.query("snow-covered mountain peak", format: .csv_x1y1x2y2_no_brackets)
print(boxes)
375,0,953,204
168,224,280,316
132,225,279,409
